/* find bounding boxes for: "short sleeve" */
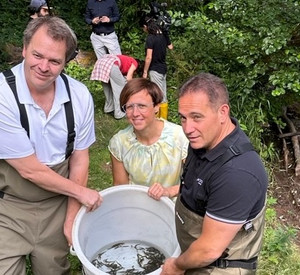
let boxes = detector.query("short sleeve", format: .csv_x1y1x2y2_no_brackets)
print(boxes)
206,154,267,223
178,127,189,160
108,132,124,161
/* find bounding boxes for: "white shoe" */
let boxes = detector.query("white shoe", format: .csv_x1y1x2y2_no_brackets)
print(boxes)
114,113,125,120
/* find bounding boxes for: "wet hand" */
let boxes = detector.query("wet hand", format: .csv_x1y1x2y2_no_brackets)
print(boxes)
160,258,185,275
81,188,103,212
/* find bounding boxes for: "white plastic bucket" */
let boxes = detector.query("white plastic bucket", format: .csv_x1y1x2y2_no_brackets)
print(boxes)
72,185,181,275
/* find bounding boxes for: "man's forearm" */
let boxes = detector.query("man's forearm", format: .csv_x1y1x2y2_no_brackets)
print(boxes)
174,240,219,271
175,252,214,270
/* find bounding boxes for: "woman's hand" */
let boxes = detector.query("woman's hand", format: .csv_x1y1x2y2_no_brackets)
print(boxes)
148,182,169,200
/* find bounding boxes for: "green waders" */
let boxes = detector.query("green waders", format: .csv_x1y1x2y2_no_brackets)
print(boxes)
0,159,71,275
175,195,266,275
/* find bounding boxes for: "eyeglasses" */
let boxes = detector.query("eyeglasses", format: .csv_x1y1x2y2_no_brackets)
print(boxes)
121,103,154,113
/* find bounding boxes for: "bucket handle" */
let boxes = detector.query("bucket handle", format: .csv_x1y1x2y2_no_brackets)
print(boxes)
69,245,77,256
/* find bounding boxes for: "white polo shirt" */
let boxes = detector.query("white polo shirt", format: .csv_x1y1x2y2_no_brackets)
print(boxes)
0,62,95,166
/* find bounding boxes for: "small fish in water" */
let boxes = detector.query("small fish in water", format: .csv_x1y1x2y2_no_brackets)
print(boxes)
91,241,166,274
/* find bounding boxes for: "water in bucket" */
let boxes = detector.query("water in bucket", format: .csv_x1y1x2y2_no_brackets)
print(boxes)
72,186,181,275
91,240,166,274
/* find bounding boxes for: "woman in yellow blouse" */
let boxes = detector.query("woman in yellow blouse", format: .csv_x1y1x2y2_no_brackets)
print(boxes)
108,78,189,200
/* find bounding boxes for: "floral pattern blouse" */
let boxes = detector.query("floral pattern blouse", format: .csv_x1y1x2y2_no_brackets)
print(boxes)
108,119,189,187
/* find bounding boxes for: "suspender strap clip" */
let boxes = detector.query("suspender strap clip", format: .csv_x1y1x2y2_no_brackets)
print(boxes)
67,131,76,143
65,131,76,159
229,145,241,155
3,72,15,85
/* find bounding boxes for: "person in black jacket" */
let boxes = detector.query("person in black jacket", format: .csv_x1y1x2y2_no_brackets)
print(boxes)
84,0,122,59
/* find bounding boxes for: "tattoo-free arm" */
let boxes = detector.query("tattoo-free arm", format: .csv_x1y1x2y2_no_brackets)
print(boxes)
126,63,137,80
63,149,90,245
143,48,153,78
6,154,102,211
110,154,129,185
161,215,242,274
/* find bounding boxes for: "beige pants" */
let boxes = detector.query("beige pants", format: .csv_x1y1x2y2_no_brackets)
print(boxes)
0,194,70,275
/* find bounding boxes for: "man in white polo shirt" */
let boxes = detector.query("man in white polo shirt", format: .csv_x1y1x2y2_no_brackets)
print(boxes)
0,16,102,274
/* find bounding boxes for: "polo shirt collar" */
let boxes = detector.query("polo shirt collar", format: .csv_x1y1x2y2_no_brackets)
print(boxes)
16,61,70,106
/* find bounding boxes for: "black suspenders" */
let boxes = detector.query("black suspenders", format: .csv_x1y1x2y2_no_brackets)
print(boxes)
3,70,30,137
204,143,254,183
3,69,76,160
60,73,76,159
180,142,255,216
182,143,254,188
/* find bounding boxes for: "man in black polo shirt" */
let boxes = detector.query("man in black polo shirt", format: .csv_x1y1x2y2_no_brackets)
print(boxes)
85,0,121,59
161,73,268,274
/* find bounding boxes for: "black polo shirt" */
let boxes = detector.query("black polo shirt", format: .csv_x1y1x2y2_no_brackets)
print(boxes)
181,118,268,223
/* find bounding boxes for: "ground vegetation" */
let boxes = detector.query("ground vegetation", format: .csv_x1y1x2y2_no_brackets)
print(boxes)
1,1,300,274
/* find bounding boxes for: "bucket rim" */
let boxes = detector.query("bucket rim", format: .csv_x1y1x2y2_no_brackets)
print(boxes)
71,185,179,275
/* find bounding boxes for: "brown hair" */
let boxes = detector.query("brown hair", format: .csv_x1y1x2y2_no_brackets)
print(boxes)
120,78,163,107
23,16,77,63
179,72,229,110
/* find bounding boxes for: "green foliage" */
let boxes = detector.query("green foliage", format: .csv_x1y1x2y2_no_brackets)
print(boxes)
1,1,300,272
49,0,93,50
68,254,82,275
64,62,103,110
119,30,145,59
168,0,300,133
259,225,300,274
0,1,28,71
256,195,300,274
263,227,297,260
3,0,298,134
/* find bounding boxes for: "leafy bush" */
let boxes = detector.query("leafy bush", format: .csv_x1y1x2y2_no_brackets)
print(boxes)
258,197,300,274
2,0,300,272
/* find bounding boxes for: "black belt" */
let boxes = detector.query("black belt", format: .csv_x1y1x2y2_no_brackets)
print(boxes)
0,190,4,199
209,257,257,270
93,30,113,36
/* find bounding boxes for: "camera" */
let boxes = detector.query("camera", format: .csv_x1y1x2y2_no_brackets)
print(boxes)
142,2,172,32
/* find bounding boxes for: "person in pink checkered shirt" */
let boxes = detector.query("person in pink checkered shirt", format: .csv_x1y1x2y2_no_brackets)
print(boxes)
91,54,143,119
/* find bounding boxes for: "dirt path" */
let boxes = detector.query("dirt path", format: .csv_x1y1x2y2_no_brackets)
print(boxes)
267,103,300,247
